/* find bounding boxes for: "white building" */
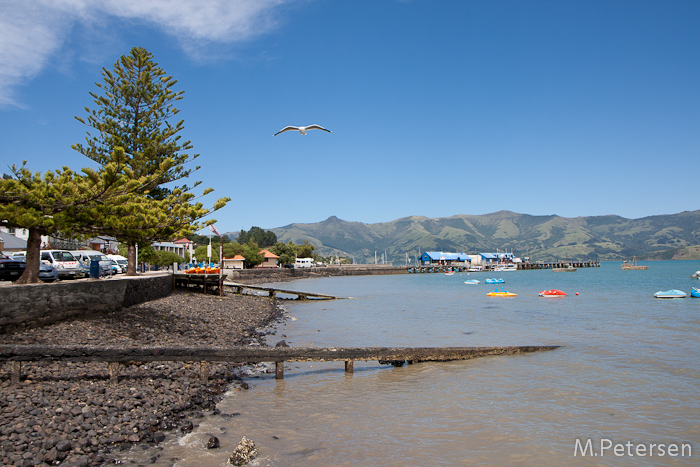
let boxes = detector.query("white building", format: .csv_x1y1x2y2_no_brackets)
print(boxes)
0,226,50,248
152,238,193,259
222,255,245,270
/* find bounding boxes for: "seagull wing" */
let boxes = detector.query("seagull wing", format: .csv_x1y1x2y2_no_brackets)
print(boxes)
273,126,300,136
305,124,332,133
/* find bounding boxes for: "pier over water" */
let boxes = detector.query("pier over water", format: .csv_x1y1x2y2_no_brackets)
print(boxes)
407,260,599,273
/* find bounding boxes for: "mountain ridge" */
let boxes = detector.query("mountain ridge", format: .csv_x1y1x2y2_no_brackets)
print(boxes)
266,210,700,263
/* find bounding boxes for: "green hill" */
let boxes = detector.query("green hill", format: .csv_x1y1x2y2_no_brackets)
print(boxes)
269,210,700,264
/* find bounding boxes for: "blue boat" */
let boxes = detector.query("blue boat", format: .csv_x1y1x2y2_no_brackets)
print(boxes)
654,289,687,299
485,278,504,284
484,278,506,284
691,287,700,298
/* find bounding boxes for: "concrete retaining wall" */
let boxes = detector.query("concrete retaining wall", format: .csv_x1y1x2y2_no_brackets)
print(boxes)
0,274,172,334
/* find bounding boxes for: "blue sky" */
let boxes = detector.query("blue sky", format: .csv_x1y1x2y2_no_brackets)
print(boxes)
1,0,698,234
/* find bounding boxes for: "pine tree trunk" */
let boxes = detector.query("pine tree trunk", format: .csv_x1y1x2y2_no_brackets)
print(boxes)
126,242,138,276
15,228,43,284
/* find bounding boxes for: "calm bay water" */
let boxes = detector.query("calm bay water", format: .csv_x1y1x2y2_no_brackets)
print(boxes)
124,261,700,466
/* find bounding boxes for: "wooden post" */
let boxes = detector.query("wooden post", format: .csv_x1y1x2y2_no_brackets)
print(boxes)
275,361,284,379
108,362,119,385
10,361,21,385
200,361,210,381
344,360,353,373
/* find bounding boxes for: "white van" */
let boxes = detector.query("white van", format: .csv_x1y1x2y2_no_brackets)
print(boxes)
70,250,112,276
294,258,314,268
40,250,82,280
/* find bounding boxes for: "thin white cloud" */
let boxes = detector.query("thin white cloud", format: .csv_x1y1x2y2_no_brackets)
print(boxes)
101,0,287,43
0,1,84,107
0,0,291,107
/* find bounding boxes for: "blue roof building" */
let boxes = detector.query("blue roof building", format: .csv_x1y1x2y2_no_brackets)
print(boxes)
480,252,514,263
420,251,471,264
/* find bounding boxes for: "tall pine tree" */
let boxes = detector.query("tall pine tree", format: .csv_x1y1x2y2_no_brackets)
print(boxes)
73,47,228,274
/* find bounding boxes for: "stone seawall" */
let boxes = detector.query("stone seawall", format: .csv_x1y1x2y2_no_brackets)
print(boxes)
225,265,407,283
0,274,172,333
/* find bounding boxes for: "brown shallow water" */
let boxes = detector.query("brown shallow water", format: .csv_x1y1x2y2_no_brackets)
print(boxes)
120,261,700,466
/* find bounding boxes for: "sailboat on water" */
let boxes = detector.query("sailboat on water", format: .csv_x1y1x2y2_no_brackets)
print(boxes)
621,256,648,270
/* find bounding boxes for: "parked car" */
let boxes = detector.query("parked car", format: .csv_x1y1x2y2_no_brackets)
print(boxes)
10,251,26,261
107,254,128,273
109,259,122,274
39,261,59,282
40,250,83,280
3,254,59,282
0,253,26,281
78,261,91,279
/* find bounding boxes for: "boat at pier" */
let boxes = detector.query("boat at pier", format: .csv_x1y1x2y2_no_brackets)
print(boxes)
493,264,517,272
621,257,648,270
552,265,577,272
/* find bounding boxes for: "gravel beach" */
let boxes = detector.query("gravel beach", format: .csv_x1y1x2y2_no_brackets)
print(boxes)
0,291,284,466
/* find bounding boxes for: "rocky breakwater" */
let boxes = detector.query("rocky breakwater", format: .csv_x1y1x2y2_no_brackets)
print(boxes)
0,291,283,466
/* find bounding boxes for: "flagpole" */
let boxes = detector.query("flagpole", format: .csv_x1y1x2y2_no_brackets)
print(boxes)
209,224,224,296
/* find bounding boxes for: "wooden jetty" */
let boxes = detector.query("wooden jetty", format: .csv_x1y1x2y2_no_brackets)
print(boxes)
520,261,599,270
224,282,340,300
172,274,340,300
0,344,559,383
173,272,225,295
407,265,471,274
408,261,599,273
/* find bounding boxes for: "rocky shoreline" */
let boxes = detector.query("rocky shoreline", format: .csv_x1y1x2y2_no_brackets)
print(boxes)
0,291,285,466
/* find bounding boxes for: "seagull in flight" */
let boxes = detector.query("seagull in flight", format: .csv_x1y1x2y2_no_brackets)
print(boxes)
273,124,332,136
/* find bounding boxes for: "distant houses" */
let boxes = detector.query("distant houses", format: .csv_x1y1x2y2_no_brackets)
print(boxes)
152,238,194,259
419,251,517,267
222,255,245,270
0,231,26,252
0,227,120,253
478,252,516,265
87,236,119,253
256,249,279,268
221,250,279,270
